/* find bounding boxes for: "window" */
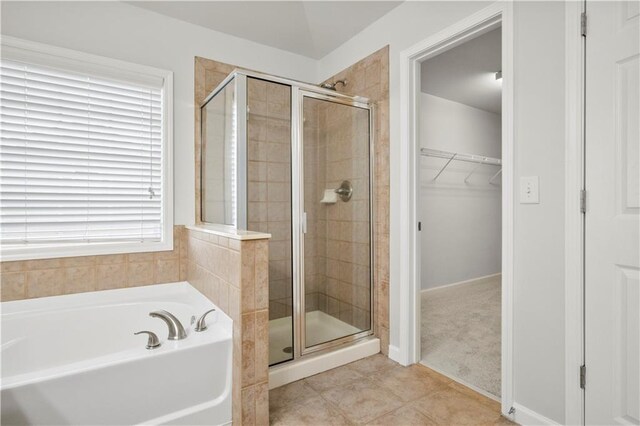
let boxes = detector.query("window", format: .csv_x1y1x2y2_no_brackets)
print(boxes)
0,38,173,261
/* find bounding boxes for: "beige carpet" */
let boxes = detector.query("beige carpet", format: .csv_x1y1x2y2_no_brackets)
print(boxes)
420,275,501,397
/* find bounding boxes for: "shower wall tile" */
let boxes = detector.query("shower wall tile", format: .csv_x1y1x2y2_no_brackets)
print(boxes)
183,227,270,425
320,46,390,353
0,225,186,302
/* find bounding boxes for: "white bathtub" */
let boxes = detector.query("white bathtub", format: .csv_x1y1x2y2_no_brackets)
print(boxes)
1,282,232,426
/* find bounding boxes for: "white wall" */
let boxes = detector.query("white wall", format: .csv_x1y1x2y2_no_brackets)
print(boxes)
317,1,567,423
511,3,566,422
0,1,317,225
419,94,501,290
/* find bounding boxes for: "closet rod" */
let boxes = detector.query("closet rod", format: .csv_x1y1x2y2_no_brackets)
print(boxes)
489,169,503,185
420,148,501,166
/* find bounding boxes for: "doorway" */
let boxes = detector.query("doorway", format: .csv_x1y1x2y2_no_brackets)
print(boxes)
418,27,503,399
398,2,514,418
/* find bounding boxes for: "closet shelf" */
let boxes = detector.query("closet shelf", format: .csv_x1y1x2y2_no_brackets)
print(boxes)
420,148,502,182
420,148,501,165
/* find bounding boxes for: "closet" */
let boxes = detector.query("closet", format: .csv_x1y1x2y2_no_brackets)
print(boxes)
418,27,502,399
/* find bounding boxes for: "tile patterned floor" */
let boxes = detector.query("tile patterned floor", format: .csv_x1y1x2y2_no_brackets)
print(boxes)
269,354,516,425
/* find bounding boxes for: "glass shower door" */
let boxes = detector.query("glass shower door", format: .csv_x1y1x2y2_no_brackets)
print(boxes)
245,77,294,366
301,94,372,352
201,79,237,226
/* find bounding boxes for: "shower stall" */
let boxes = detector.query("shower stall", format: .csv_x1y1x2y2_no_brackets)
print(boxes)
200,70,375,367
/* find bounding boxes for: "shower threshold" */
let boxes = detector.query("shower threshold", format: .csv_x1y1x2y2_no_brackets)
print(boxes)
269,310,362,365
268,311,379,388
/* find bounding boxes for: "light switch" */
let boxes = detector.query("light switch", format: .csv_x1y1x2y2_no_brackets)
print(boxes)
520,176,539,204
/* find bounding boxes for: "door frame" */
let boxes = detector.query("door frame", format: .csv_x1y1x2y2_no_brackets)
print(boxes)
564,1,586,424
397,1,514,417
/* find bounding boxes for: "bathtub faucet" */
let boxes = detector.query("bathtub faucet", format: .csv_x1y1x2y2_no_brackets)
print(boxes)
149,310,187,340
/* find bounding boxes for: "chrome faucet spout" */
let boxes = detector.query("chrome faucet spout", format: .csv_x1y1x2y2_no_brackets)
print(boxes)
149,310,187,340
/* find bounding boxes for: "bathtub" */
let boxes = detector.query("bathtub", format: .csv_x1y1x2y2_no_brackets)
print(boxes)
1,282,232,426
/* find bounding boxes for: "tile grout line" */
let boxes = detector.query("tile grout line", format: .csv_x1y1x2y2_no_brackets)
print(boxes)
270,354,510,426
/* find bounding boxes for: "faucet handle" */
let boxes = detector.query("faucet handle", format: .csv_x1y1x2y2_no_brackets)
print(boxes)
194,309,217,332
149,310,187,340
134,330,161,349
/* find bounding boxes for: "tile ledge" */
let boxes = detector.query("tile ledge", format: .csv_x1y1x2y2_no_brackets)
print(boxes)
186,224,271,241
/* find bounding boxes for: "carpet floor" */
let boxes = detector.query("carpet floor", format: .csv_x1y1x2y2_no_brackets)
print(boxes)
420,275,501,397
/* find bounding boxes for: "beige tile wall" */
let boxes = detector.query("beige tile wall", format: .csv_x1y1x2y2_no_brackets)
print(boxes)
0,225,183,302
183,228,269,426
321,46,390,354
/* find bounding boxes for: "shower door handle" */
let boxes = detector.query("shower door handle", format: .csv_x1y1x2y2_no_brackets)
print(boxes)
302,212,307,234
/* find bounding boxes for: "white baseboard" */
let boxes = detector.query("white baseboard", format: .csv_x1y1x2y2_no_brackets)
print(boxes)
387,344,401,363
420,272,502,294
511,403,559,426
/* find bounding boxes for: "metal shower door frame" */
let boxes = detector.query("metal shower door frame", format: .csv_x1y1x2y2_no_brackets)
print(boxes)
293,88,376,358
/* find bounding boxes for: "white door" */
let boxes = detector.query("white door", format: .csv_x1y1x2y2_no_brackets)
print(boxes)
585,1,640,424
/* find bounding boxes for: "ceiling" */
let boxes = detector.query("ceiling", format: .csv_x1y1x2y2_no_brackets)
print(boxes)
127,1,402,59
421,28,502,114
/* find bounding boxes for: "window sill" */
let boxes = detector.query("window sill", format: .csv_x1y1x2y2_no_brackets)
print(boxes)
0,240,174,262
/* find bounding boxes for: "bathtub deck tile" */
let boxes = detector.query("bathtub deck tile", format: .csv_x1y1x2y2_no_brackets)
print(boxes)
0,272,26,301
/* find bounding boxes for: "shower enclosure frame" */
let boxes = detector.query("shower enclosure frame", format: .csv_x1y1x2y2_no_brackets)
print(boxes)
200,69,376,364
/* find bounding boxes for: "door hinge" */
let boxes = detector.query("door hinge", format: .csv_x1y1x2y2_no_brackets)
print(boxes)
580,189,587,214
418,221,422,231
580,364,586,389
581,12,587,37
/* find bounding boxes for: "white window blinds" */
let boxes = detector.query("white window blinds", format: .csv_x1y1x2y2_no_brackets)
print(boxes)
0,59,164,246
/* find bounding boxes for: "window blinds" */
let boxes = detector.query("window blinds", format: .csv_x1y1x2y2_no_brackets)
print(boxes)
0,59,164,246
